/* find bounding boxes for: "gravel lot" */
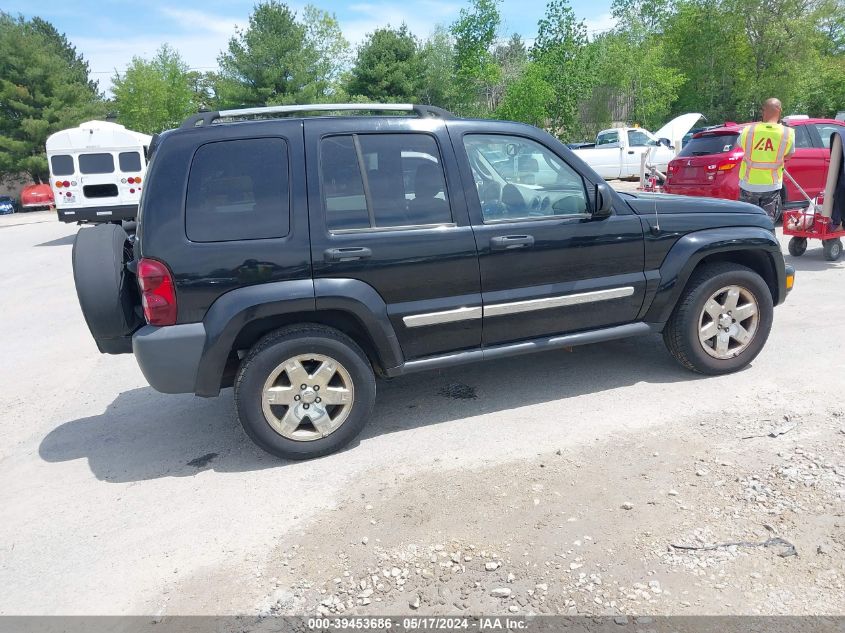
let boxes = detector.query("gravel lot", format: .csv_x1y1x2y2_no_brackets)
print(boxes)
1,204,844,616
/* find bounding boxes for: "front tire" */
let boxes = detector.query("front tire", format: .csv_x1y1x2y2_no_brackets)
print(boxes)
663,263,774,375
234,325,376,460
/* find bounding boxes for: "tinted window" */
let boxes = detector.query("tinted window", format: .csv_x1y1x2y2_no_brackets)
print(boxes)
50,155,74,176
678,134,739,157
320,134,452,231
186,138,290,242
78,153,115,174
793,125,813,149
464,134,589,222
814,123,842,149
119,151,142,172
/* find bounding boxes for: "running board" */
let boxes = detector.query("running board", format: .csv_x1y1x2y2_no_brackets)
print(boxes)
386,322,655,377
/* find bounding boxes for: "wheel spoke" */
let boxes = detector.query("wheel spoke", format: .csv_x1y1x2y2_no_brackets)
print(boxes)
723,287,740,313
284,359,309,388
263,385,296,406
715,332,730,355
308,406,334,436
704,299,723,321
276,407,302,436
732,324,753,345
320,386,352,406
311,359,337,388
699,320,718,341
733,302,757,322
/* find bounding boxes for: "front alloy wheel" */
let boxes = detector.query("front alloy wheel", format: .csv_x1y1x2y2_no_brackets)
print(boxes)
698,285,760,359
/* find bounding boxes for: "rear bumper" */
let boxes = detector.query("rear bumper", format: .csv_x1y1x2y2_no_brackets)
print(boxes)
132,324,206,394
58,204,138,223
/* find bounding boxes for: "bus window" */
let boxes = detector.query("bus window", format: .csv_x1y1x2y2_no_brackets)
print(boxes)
51,155,74,176
119,151,142,172
79,153,115,174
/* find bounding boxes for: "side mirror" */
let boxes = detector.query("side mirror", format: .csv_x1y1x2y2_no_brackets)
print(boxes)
594,183,613,217
658,137,673,148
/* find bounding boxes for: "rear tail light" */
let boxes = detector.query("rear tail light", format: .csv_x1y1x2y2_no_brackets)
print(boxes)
137,258,177,326
55,181,63,188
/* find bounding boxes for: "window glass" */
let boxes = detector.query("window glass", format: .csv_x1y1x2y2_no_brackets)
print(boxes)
627,130,656,147
464,134,590,222
678,134,739,157
119,151,142,172
596,131,619,146
78,153,115,174
321,134,452,231
186,138,290,242
792,125,813,149
50,155,74,176
814,123,842,149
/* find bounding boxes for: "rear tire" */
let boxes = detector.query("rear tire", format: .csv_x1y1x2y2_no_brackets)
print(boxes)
823,238,842,262
787,237,807,257
234,325,376,460
663,263,774,375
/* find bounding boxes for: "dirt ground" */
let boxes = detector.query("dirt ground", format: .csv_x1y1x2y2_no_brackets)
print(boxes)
1,203,844,618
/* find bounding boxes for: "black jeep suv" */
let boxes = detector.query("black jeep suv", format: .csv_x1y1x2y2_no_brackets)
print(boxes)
71,104,795,459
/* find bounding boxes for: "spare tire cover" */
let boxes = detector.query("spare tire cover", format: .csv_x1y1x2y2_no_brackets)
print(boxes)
72,224,143,353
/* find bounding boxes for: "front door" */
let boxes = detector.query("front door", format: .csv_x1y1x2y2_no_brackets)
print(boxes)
452,125,647,346
305,119,481,360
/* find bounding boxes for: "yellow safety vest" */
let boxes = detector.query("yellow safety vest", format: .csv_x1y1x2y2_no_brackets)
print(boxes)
738,123,794,192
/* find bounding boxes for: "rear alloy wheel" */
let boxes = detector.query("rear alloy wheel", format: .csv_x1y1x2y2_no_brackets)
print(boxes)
663,263,773,375
787,237,807,257
823,238,843,262
235,325,375,459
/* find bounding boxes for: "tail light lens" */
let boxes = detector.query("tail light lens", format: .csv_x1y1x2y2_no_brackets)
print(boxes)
137,258,177,325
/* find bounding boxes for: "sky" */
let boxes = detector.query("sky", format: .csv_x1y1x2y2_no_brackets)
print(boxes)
8,0,617,94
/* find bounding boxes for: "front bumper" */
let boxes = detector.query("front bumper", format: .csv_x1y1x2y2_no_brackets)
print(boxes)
132,323,206,394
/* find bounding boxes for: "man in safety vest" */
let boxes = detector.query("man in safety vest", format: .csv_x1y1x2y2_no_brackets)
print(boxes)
737,98,795,220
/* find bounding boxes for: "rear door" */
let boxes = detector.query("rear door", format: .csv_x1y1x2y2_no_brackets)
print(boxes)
305,119,481,360
784,124,827,203
451,122,647,346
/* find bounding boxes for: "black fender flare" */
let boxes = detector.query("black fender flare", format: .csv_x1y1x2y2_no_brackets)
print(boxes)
643,227,785,325
194,279,316,396
193,278,404,397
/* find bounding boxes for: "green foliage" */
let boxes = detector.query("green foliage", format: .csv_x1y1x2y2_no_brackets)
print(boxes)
346,25,423,102
495,61,553,127
0,13,103,183
532,0,594,136
112,45,197,135
450,0,502,115
418,25,458,108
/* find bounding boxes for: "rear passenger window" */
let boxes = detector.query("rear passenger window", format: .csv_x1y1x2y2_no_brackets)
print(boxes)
793,125,812,149
119,151,142,172
51,155,74,176
320,133,452,232
186,138,290,242
79,153,114,174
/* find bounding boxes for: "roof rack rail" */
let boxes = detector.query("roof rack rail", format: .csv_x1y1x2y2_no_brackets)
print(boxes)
180,103,455,129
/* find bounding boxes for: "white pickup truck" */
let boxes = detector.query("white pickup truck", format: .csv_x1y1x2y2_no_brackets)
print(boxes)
572,113,703,180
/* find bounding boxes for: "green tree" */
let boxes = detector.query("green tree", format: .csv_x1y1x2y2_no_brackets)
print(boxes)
0,13,103,183
346,25,423,102
532,0,594,136
418,26,458,108
301,5,351,98
112,45,197,135
450,0,502,114
494,61,554,127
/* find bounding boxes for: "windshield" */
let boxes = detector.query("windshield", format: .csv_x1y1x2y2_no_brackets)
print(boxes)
678,133,739,157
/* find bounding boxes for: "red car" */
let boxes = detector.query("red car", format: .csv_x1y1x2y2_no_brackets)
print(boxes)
20,183,55,211
664,117,845,218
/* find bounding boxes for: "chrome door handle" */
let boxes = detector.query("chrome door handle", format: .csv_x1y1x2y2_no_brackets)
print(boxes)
490,235,534,251
324,247,372,262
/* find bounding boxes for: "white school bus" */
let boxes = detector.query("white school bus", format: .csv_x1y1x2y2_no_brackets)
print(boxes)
46,121,152,223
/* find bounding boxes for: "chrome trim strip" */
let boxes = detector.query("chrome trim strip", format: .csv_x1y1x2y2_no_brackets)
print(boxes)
403,306,483,328
485,286,635,317
331,223,456,235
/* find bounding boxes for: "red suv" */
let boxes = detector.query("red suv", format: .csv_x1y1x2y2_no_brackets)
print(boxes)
664,117,844,218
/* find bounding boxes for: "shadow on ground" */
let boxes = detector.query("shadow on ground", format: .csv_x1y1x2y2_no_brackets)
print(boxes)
40,334,702,483
36,234,76,247
784,251,845,272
